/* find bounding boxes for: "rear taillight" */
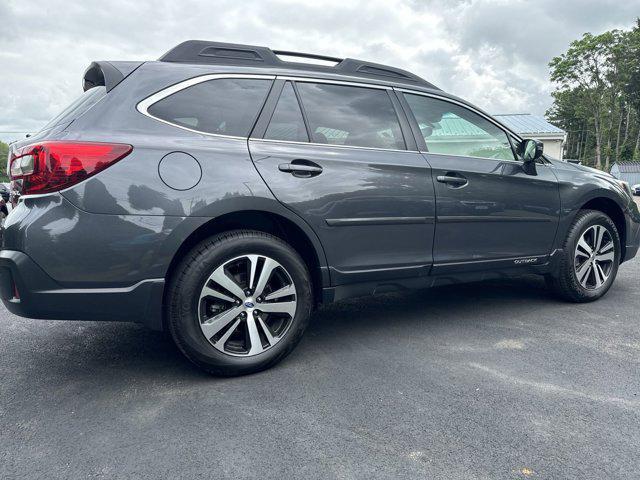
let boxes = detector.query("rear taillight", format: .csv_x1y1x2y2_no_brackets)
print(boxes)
9,142,132,195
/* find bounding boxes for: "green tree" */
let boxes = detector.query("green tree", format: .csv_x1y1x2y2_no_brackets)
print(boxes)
622,19,640,159
548,20,640,169
0,141,9,182
547,87,593,162
549,31,618,169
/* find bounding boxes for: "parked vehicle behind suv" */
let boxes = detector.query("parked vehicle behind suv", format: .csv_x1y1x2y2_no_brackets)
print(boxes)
3,41,640,375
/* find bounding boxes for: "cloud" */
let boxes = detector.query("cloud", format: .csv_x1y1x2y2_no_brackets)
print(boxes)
0,0,638,143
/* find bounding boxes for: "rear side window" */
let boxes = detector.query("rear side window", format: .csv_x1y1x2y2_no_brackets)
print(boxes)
403,93,515,161
296,82,405,150
264,82,308,142
147,78,272,137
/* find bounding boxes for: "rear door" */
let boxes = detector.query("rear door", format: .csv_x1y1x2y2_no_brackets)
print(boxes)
399,91,560,272
249,79,436,286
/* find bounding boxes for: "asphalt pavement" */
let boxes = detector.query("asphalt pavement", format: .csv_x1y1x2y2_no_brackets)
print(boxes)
1,258,640,479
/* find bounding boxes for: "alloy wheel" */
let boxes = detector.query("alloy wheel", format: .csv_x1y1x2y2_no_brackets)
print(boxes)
574,225,615,290
198,254,297,356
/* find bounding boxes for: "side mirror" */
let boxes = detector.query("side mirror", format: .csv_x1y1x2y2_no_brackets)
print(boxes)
520,139,543,175
522,139,543,163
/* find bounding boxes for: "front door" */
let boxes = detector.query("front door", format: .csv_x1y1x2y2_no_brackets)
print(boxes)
399,91,560,272
249,80,436,285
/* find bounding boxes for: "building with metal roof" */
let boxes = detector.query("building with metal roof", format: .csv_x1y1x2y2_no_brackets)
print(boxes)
494,113,567,160
610,162,640,186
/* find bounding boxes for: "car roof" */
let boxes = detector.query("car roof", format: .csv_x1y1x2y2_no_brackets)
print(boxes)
159,40,440,91
84,41,524,142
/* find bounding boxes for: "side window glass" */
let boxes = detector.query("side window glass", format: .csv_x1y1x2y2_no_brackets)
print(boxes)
510,136,525,159
147,78,271,136
404,93,515,161
296,82,406,150
264,82,309,142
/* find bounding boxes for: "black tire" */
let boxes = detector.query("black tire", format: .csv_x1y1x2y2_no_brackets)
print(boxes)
167,230,313,376
546,210,621,302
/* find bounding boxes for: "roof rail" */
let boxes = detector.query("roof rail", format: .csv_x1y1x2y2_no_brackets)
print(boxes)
159,41,439,90
272,50,343,64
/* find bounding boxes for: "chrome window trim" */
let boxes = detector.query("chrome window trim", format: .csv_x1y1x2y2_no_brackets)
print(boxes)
277,76,391,90
420,151,546,166
136,73,276,139
249,137,414,154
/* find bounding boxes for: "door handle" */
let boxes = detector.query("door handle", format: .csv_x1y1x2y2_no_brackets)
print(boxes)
436,174,468,187
278,160,323,177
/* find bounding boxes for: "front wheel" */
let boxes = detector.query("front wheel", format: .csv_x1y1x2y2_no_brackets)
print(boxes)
167,230,313,376
546,210,621,302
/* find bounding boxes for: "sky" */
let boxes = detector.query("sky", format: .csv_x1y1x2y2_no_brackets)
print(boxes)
1,0,639,143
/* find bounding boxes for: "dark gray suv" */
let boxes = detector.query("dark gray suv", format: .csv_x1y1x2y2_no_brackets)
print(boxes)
3,41,640,375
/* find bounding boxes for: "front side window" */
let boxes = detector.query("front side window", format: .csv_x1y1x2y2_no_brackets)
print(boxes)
147,78,272,136
296,82,405,150
403,94,515,161
264,82,308,142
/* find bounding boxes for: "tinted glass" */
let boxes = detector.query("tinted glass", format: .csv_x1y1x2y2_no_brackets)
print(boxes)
296,83,405,150
41,86,106,131
264,82,308,142
148,78,271,136
404,94,515,161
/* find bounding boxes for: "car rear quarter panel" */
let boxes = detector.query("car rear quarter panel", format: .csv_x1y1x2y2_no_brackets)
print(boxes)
3,63,328,287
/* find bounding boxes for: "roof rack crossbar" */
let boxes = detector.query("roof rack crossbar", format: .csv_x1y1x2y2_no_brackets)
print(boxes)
272,50,343,64
158,41,439,90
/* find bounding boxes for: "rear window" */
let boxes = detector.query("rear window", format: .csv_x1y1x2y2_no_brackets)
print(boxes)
41,86,106,131
147,78,272,137
295,82,405,150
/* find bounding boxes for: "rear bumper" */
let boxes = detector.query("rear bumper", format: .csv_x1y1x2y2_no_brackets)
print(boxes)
0,250,164,330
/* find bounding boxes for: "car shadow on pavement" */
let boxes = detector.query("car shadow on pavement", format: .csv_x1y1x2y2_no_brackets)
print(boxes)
1,274,557,384
311,274,552,327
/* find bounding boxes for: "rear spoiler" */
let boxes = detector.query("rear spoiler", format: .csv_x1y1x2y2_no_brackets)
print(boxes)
82,61,143,92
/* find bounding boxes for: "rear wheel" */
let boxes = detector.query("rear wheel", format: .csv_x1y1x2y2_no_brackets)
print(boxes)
546,210,620,302
167,230,313,376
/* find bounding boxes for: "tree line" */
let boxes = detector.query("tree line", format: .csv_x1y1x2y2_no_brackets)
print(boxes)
0,141,9,183
547,19,640,170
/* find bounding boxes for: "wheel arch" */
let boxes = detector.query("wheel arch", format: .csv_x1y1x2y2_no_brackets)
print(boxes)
577,195,627,261
163,209,329,309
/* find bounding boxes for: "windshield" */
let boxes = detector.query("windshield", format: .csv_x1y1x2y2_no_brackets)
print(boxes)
40,86,106,132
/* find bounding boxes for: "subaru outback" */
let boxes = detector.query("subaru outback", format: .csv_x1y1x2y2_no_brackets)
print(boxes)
2,41,639,375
